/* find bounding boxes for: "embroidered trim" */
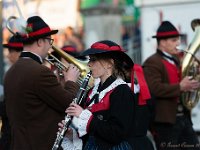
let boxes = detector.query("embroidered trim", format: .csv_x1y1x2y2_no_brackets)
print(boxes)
89,78,126,103
72,109,92,137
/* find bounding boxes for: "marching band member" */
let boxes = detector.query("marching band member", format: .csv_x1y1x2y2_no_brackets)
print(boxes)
3,35,23,64
127,63,155,150
60,40,136,150
143,21,200,150
0,35,23,150
4,16,80,150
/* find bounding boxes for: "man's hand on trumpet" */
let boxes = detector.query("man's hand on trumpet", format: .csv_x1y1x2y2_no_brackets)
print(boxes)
63,64,80,82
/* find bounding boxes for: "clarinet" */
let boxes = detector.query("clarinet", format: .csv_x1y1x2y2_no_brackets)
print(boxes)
52,71,92,150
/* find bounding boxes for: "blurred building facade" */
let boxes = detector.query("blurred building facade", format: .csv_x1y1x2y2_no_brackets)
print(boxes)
81,0,142,64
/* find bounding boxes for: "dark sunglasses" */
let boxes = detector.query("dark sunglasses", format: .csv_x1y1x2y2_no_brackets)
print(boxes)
43,37,54,45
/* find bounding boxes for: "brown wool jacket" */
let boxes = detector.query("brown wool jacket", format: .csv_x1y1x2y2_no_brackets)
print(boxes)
4,58,79,150
143,52,181,124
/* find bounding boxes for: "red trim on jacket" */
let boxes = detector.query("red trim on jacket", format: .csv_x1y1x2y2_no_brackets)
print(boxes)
87,90,113,112
162,60,181,83
85,89,114,132
162,60,181,102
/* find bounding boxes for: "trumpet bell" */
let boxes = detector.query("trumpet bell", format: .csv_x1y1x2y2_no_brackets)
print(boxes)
46,46,94,89
52,45,89,78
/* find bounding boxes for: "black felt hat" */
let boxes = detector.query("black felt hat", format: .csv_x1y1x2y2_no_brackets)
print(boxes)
152,21,183,38
21,16,58,43
81,40,134,67
3,35,23,51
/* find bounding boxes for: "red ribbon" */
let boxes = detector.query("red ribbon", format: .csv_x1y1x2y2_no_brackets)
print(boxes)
7,43,23,47
132,64,151,105
156,31,179,37
28,27,51,37
91,42,125,52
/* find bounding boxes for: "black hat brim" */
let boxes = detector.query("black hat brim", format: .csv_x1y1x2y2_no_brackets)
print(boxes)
80,48,134,68
3,44,10,48
80,48,109,56
3,44,23,51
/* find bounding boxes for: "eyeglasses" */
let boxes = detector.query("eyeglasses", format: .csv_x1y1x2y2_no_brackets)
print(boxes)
43,37,54,45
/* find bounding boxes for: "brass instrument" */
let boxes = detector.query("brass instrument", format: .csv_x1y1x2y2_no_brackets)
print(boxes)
46,46,93,88
45,52,67,73
6,15,93,88
181,19,200,110
6,16,18,35
51,45,89,78
6,15,27,36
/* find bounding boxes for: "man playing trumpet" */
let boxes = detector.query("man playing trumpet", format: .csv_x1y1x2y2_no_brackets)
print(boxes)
4,16,80,150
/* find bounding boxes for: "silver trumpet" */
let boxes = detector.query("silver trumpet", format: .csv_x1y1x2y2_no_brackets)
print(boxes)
52,71,92,150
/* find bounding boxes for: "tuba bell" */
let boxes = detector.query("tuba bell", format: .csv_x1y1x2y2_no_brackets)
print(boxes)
181,19,200,110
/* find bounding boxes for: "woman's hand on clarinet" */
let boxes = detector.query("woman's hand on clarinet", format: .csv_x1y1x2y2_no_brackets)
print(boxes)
58,120,73,140
65,103,83,117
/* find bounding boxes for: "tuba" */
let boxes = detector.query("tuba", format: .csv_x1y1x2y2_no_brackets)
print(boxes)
181,19,200,110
